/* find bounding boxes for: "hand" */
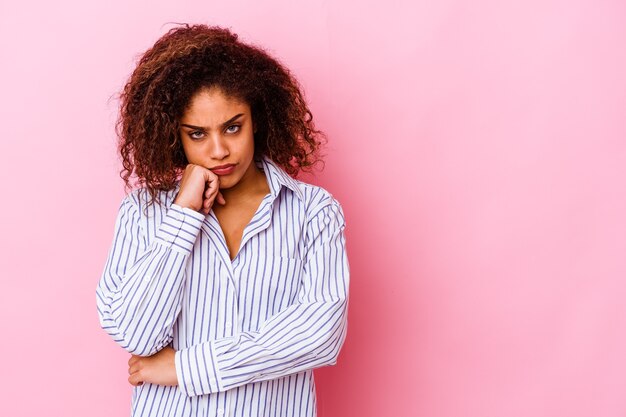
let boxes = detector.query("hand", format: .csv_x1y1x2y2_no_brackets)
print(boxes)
128,346,179,387
174,163,226,214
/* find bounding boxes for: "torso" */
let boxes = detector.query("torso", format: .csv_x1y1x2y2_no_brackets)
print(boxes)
212,176,271,261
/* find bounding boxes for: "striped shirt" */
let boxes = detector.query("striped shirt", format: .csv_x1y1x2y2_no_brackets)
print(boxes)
96,154,350,417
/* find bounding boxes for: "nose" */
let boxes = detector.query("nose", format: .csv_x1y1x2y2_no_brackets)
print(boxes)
207,133,230,160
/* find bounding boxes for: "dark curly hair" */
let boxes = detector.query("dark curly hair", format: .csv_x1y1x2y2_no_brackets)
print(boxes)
113,23,326,208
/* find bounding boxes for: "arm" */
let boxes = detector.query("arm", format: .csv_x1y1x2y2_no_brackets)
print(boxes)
96,193,206,356
174,198,350,397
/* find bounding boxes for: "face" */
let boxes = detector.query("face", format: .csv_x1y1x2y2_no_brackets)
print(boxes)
179,87,257,190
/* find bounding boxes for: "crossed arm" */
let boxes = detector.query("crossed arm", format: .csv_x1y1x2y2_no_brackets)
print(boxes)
98,193,349,393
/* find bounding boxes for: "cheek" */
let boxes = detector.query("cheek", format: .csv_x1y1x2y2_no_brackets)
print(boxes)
181,140,203,161
245,131,256,152
233,133,255,155
181,145,193,161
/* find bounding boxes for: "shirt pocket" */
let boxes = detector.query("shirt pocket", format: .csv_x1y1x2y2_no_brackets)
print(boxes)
263,255,305,316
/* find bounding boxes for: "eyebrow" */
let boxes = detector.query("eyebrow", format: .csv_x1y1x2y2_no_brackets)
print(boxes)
180,113,245,130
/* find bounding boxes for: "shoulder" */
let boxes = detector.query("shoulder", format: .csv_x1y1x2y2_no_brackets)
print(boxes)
118,187,176,219
291,179,346,226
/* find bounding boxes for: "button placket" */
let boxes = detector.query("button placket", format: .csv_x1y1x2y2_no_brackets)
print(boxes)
230,267,241,335
227,388,237,417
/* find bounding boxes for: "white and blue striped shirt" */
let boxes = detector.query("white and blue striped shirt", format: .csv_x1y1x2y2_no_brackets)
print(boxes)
96,154,350,417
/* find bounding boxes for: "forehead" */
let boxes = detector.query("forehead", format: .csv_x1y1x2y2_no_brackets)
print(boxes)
181,87,250,122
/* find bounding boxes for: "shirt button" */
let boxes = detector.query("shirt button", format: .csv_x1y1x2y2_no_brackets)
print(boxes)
217,408,224,415
225,321,232,329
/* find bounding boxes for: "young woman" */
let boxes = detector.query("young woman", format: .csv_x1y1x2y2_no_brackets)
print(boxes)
96,24,350,417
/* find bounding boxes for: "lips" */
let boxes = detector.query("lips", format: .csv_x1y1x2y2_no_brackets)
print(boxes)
211,163,235,170
210,163,236,175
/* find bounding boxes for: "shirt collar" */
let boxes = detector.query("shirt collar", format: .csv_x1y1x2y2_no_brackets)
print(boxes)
255,154,305,202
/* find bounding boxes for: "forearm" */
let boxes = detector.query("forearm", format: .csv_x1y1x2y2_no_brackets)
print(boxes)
97,202,206,356
175,296,348,396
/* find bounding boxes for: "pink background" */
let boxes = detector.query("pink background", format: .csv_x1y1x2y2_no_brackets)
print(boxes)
1,0,625,416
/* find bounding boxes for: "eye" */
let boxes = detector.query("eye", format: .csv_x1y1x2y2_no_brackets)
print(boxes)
188,130,204,140
225,125,240,134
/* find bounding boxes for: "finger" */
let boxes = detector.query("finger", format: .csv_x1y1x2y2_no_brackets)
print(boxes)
202,198,212,214
204,181,220,202
204,175,215,197
217,192,226,205
128,363,140,375
203,197,212,211
205,167,217,184
206,170,220,191
128,372,144,386
207,180,218,198
205,188,220,209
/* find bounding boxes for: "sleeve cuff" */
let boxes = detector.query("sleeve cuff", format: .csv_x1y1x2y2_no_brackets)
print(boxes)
175,341,221,397
154,203,205,254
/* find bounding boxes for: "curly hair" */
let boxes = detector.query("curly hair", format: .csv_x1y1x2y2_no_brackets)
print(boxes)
113,23,326,208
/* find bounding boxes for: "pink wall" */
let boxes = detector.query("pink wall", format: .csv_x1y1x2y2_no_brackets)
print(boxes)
1,0,625,416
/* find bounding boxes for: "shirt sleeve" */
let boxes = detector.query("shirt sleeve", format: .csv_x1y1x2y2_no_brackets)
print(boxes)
174,198,350,397
96,193,206,356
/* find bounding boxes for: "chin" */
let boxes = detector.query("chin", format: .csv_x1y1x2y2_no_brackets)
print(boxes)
217,176,240,189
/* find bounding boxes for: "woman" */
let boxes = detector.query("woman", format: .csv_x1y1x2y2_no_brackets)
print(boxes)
96,23,350,417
